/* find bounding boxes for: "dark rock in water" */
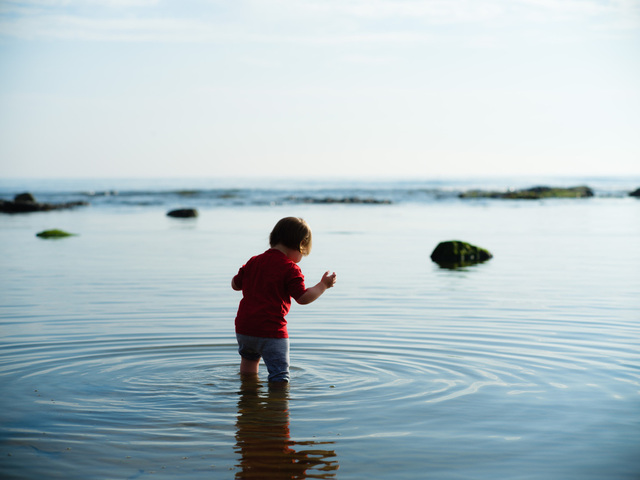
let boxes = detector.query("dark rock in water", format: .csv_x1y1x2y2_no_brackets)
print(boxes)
431,240,492,268
36,229,76,238
629,188,640,197
0,192,88,214
14,192,37,203
167,208,198,218
459,185,594,200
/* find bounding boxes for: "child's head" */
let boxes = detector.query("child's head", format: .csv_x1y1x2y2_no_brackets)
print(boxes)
270,217,312,256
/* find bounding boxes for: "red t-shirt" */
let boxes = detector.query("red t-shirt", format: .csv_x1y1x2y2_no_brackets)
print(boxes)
233,249,307,338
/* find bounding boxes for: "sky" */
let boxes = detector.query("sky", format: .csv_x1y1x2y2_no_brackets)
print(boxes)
0,0,639,179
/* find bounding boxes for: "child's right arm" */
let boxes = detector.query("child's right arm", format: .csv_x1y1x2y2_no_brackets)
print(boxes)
232,266,244,291
296,271,336,305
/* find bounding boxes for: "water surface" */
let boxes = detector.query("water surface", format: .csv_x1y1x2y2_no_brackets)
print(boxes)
1,178,639,479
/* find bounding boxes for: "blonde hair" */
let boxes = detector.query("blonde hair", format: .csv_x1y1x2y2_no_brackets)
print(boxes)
269,217,312,256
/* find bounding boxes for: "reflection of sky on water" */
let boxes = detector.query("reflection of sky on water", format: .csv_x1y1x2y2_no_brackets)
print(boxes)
235,378,339,479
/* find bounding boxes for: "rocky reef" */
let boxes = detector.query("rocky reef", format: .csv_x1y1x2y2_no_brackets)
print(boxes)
431,240,492,269
1,193,88,213
288,196,392,205
459,185,594,200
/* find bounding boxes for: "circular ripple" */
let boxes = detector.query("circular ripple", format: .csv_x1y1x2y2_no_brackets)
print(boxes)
2,319,638,478
287,318,638,410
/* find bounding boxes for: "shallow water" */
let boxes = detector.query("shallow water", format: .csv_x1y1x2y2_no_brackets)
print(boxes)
1,182,639,479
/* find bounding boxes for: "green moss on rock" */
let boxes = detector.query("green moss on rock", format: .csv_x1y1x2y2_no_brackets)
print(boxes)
36,229,76,238
431,240,492,268
460,185,594,199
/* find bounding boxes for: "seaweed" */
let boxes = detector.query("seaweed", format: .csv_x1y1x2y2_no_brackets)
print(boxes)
36,229,76,239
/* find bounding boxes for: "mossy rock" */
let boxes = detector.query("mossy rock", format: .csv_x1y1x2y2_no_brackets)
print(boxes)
505,185,593,199
460,185,594,199
431,240,492,268
36,229,76,238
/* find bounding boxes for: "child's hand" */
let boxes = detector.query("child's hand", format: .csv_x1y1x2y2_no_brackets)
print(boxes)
321,271,337,289
297,271,337,305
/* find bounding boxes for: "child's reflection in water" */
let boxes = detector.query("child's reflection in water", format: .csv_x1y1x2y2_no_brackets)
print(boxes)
234,377,339,479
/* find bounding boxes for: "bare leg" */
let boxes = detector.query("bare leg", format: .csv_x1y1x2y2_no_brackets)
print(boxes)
268,380,289,389
240,357,260,375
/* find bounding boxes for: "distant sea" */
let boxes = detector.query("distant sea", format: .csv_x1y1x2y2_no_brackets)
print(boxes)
0,175,638,209
1,176,639,479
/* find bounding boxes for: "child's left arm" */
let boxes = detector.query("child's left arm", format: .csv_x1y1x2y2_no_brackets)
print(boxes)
296,271,336,305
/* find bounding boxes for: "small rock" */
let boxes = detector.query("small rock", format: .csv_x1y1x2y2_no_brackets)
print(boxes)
14,192,37,203
36,229,76,238
167,208,198,218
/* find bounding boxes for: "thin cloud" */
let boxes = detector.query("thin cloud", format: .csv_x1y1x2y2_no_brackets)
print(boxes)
0,14,208,42
0,12,440,44
0,0,638,43
0,0,158,7
284,0,639,21
296,0,505,22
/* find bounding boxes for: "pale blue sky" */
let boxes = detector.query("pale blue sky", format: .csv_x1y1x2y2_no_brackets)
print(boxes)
1,0,639,178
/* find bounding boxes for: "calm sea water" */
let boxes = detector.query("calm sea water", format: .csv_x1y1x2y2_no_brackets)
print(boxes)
1,177,639,479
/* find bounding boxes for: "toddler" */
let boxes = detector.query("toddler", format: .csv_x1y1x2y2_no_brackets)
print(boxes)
232,217,337,383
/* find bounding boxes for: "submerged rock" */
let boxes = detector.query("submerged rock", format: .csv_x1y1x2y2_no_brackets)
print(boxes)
36,229,76,238
0,192,88,214
167,208,198,218
459,185,594,200
431,240,492,268
629,188,640,197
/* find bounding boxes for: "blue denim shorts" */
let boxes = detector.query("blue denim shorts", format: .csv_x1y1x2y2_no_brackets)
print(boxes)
236,334,290,382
